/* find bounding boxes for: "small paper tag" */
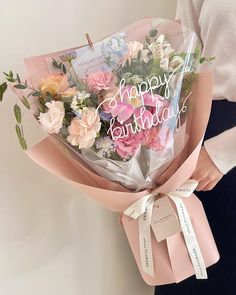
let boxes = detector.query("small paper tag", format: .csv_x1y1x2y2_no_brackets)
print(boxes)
151,196,182,242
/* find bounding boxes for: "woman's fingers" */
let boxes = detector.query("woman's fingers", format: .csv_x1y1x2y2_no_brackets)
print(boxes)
191,146,224,191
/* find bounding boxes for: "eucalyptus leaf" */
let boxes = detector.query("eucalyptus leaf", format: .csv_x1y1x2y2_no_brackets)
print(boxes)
15,124,22,138
20,96,31,109
14,84,27,89
19,137,27,150
16,74,21,83
0,82,7,101
14,104,22,124
31,90,41,97
62,64,67,74
52,58,61,69
149,29,158,38
199,57,206,64
6,77,16,82
15,124,27,150
209,56,216,62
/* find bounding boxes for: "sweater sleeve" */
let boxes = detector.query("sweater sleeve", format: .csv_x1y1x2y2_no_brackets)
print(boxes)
204,127,236,174
176,0,236,174
175,0,204,38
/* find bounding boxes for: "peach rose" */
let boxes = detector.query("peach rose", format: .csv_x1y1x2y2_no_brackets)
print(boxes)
67,108,101,149
40,74,69,96
39,101,65,134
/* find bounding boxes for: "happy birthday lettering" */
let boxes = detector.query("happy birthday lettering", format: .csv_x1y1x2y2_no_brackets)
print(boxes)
96,68,189,140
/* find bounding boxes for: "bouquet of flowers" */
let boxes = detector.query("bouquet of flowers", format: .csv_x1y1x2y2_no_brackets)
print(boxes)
0,18,219,285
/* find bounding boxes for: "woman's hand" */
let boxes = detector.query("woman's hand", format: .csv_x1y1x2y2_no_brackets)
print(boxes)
192,146,224,191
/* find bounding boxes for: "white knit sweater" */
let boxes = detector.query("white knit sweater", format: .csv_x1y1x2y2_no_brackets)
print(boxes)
176,0,236,174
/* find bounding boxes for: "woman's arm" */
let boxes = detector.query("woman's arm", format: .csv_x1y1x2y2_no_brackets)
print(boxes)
176,0,236,190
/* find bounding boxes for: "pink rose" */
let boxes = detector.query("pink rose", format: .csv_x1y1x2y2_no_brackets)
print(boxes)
86,71,117,93
67,108,101,149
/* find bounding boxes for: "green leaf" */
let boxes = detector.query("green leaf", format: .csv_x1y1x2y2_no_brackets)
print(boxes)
62,64,67,74
199,57,206,64
19,137,27,150
20,96,30,109
209,56,216,62
52,58,61,69
3,71,16,82
7,77,16,82
14,104,22,124
0,82,7,102
15,124,22,138
16,74,21,83
194,47,201,59
149,29,158,38
31,90,41,97
14,83,27,89
15,124,27,150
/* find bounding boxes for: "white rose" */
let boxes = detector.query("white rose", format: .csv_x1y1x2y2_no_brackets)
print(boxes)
39,101,65,134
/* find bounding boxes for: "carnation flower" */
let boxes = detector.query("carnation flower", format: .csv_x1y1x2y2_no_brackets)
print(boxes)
143,125,172,151
67,108,101,149
86,71,117,93
39,101,65,134
112,122,145,159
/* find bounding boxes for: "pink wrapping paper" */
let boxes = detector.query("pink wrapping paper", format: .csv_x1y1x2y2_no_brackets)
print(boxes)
25,72,220,285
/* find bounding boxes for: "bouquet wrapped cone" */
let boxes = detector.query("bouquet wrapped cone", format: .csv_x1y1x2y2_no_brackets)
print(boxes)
1,18,219,285
24,72,219,285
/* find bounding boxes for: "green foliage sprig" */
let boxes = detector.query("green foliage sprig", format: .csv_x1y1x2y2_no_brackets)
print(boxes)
0,71,43,150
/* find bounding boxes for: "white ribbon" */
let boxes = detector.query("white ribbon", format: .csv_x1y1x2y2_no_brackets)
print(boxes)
123,179,208,279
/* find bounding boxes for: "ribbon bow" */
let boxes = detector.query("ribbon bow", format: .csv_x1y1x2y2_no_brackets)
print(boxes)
123,179,207,279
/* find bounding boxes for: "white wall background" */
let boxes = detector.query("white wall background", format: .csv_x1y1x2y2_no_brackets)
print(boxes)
0,1,176,294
